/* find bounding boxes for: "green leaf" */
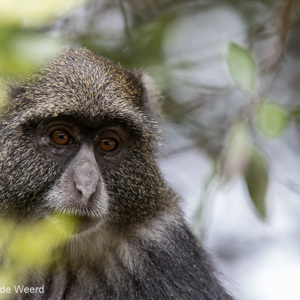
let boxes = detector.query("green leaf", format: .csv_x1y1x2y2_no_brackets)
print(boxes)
226,42,256,92
244,149,268,219
221,122,252,180
256,101,290,138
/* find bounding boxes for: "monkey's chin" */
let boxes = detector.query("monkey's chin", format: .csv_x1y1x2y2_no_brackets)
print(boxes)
74,215,100,234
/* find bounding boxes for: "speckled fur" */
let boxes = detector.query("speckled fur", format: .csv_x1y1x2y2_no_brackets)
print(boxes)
0,48,233,299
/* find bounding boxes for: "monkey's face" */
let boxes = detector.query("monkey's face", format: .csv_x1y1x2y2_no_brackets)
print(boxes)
35,118,127,232
0,48,172,232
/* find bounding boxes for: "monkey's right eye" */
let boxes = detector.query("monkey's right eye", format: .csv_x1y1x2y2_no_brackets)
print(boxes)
50,130,72,145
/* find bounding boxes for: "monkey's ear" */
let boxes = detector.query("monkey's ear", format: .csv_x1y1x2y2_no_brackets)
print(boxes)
9,85,26,100
140,73,163,119
0,76,25,104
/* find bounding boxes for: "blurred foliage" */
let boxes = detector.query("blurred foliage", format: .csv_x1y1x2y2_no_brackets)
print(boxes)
222,43,269,219
0,214,79,299
0,0,85,76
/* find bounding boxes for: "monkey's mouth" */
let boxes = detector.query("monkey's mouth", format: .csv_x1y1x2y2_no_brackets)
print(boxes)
55,206,104,219
50,207,103,234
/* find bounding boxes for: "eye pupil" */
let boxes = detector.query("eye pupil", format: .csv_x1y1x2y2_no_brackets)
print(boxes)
99,138,118,152
50,130,71,145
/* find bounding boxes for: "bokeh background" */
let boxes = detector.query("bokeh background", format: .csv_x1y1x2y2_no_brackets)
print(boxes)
1,1,300,299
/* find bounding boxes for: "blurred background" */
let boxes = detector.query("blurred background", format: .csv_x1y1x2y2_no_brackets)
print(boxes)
1,0,300,299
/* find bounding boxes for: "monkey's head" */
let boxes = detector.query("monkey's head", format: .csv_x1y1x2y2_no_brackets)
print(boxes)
0,48,176,232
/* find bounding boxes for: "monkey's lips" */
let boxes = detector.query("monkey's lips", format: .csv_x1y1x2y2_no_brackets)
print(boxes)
51,207,103,234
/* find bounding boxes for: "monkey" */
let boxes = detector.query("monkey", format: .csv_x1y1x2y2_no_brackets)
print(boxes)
0,48,233,300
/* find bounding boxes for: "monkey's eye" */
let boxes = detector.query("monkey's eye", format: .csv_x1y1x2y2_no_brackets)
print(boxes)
98,138,118,152
50,130,72,145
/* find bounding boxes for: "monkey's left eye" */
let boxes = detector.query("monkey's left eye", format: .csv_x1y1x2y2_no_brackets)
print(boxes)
98,138,118,152
50,130,72,145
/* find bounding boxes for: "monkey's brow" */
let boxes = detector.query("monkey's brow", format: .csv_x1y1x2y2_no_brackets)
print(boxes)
25,107,155,136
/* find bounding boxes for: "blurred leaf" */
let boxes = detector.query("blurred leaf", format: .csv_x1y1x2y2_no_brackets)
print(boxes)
5,213,79,269
244,149,268,219
0,214,79,294
221,122,252,180
7,227,52,268
226,42,256,92
256,101,290,138
42,212,81,242
0,31,62,75
0,0,85,25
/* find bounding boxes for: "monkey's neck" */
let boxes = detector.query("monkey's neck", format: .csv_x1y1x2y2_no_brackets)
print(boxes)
60,210,182,276
20,211,231,300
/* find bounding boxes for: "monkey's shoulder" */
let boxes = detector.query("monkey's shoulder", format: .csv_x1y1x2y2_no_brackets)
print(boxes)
18,222,232,300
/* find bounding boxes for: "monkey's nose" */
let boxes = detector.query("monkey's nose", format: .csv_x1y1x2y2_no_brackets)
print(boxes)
73,160,100,204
